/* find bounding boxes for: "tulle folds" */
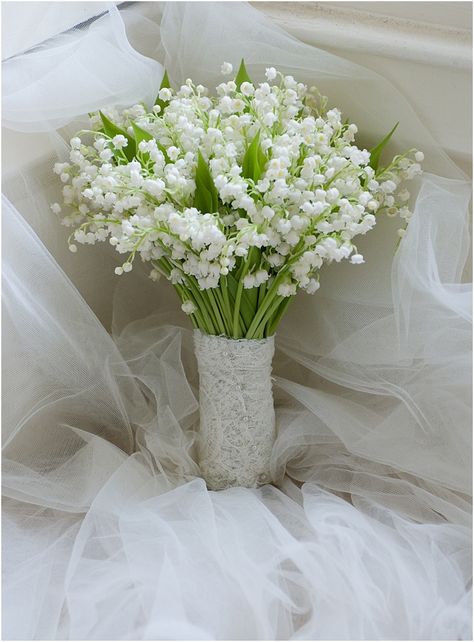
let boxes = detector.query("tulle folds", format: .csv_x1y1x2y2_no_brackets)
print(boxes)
2,1,472,640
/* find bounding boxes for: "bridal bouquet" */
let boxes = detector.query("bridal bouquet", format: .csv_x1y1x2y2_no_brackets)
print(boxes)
52,61,423,489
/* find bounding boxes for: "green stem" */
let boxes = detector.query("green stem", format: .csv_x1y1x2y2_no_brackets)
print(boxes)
232,253,253,338
160,259,213,334
267,295,293,336
214,286,233,336
194,289,219,334
221,276,231,317
245,268,290,338
188,313,200,329
253,295,284,339
232,284,245,338
184,278,216,334
222,276,244,336
206,289,226,335
175,284,210,334
257,281,267,308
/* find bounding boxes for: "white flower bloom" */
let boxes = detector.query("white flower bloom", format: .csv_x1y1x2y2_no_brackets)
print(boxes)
99,149,113,162
283,75,297,89
406,163,422,179
265,67,277,81
149,269,161,282
112,135,128,149
276,219,292,234
158,87,172,101
262,112,278,127
255,269,269,285
240,82,254,96
243,274,256,289
220,62,233,75
326,188,340,203
54,162,69,175
266,253,284,267
351,253,365,264
167,146,180,161
261,206,275,220
93,138,107,152
305,278,320,294
316,221,334,234
219,96,234,114
381,180,397,194
181,300,197,315
277,281,297,297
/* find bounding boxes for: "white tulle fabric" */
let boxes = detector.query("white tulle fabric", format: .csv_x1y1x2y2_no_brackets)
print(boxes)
194,331,275,490
2,2,472,640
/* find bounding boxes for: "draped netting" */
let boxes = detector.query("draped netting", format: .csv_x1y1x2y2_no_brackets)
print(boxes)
2,2,472,639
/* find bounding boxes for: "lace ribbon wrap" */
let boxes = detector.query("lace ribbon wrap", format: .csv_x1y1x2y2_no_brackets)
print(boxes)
193,330,276,490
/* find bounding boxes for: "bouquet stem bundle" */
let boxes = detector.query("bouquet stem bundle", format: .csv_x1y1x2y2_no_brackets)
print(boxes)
164,251,292,339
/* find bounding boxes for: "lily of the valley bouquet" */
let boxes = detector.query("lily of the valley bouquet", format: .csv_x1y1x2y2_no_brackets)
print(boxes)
53,61,423,489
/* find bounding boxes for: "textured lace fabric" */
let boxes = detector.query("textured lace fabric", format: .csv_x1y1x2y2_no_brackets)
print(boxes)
193,330,276,490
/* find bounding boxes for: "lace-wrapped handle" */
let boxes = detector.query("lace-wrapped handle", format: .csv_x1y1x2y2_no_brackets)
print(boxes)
194,330,276,490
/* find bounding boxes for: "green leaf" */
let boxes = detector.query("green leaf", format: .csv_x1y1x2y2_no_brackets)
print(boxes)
160,70,171,90
226,272,239,301
131,121,153,144
193,150,219,213
99,111,136,161
242,287,258,324
242,130,267,183
369,122,399,171
155,70,171,112
194,183,213,215
226,272,256,330
131,121,171,164
235,59,252,90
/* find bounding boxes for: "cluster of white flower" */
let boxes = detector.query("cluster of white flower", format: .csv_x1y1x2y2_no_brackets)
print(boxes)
52,62,422,337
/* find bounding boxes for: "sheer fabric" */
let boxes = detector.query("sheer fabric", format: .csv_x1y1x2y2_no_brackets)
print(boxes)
2,3,472,639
